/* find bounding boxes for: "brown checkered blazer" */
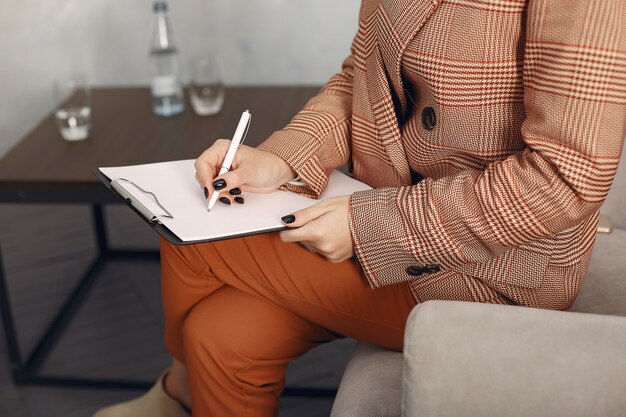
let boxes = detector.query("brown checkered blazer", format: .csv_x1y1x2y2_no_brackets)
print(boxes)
258,0,626,309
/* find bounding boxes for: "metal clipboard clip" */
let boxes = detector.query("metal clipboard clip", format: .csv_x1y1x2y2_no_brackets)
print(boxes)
110,178,174,223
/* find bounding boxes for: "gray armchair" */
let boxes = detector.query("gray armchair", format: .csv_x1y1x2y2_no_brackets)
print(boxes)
331,149,626,417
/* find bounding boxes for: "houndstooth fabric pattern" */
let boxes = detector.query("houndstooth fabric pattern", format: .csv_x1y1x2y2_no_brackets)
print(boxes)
258,0,626,310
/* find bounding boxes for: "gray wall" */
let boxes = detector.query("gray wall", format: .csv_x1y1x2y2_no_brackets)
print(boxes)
0,0,359,157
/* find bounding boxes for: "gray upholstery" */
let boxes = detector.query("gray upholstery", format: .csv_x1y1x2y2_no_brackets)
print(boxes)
329,343,402,417
599,148,626,230
403,301,626,417
571,228,626,316
331,229,626,417
331,144,626,416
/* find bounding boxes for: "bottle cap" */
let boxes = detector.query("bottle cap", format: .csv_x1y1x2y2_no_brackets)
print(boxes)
153,2,167,12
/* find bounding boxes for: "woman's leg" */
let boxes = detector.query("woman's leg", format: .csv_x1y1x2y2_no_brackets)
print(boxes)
182,285,334,416
163,359,191,410
161,232,417,416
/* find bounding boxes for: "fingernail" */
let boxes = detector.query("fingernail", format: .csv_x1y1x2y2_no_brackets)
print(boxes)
203,187,209,199
234,196,244,204
281,214,295,224
213,179,227,190
229,187,242,195
219,197,231,205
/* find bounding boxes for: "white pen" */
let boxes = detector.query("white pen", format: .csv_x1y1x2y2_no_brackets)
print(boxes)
207,110,252,212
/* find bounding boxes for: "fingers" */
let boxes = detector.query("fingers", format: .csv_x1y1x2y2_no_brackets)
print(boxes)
280,201,331,228
215,188,246,206
278,196,353,263
195,139,253,203
279,222,319,244
279,225,344,262
278,201,332,244
227,187,245,205
194,139,230,190
208,165,253,205
213,167,247,194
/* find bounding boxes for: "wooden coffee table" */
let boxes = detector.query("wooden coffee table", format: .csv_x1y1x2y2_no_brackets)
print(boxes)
0,87,333,395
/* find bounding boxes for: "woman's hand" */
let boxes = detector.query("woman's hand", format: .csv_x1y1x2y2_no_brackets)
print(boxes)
279,196,354,263
195,139,295,203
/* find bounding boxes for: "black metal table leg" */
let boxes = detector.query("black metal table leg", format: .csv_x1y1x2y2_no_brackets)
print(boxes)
0,205,157,389
0,204,336,396
0,242,24,382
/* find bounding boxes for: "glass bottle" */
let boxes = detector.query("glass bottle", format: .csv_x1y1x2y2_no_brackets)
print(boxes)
149,2,184,117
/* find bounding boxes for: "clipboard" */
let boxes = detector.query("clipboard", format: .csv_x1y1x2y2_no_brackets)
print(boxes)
94,168,196,245
93,160,371,246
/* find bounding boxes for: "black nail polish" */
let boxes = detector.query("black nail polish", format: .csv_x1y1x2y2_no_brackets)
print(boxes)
281,214,295,224
213,179,227,190
234,196,244,204
203,187,209,199
229,187,242,195
219,197,231,205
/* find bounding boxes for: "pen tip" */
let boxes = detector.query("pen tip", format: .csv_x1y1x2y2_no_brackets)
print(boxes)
207,208,212,212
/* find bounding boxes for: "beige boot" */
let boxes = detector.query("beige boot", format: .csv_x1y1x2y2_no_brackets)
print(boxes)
93,372,190,417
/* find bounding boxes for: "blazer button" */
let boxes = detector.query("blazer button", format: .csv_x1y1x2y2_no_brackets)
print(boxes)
410,170,424,185
406,264,441,276
421,107,436,131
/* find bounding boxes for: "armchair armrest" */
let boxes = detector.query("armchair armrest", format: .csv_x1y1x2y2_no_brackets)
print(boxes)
403,301,626,417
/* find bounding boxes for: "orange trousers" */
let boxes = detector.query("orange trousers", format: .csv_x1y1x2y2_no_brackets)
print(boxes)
161,233,416,417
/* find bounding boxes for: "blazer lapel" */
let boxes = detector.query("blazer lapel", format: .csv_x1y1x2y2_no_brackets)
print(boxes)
366,0,443,185
378,0,443,115
366,46,412,185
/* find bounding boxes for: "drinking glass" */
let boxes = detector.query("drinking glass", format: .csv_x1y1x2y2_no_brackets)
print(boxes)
189,56,225,116
54,75,92,141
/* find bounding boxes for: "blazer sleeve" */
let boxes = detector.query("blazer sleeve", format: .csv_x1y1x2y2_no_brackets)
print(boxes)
349,0,626,288
256,54,354,198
